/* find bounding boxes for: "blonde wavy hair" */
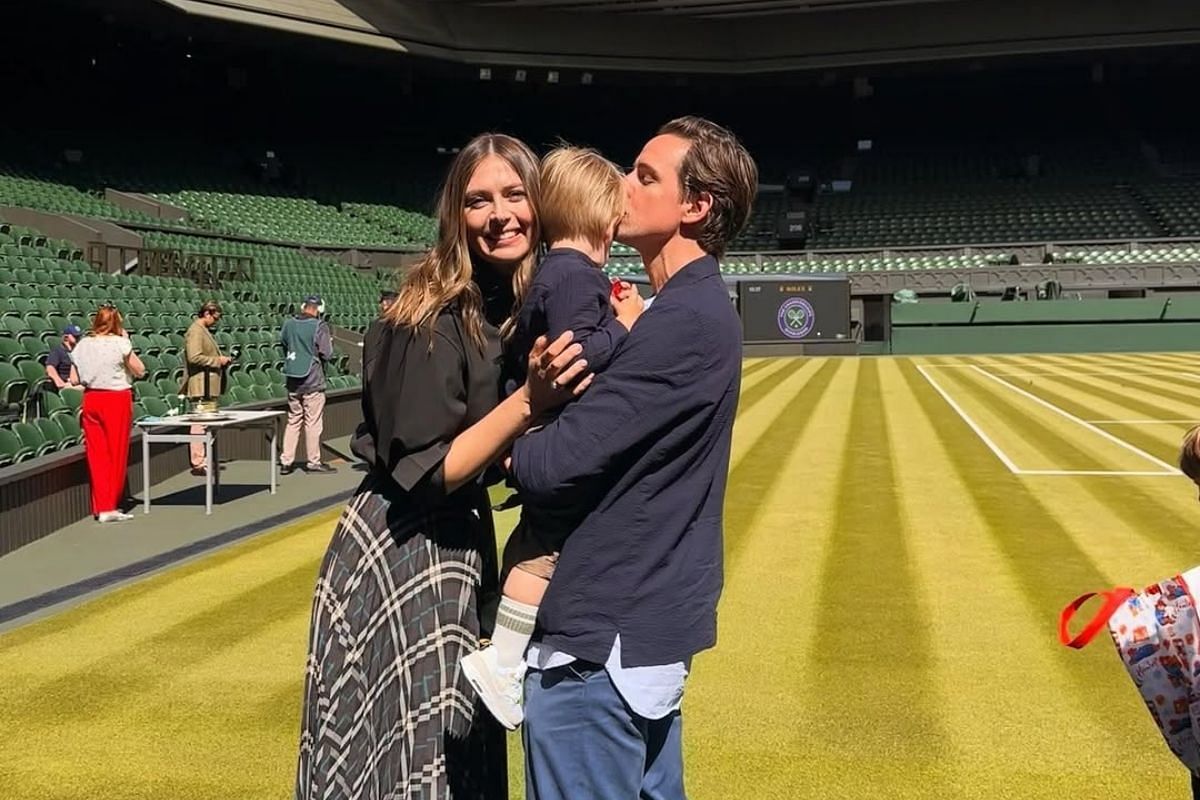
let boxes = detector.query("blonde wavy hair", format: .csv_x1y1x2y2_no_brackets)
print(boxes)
385,133,541,349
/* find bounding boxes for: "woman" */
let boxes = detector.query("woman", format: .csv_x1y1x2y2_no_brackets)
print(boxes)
294,134,589,800
71,302,145,523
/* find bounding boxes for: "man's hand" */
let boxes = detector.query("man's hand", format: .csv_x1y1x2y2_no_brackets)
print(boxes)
611,282,646,331
219,356,232,366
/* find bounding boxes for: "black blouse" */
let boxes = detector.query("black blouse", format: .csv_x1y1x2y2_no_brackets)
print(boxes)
351,266,514,501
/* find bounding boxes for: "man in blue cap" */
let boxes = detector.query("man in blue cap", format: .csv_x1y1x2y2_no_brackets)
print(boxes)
279,295,336,474
45,324,82,391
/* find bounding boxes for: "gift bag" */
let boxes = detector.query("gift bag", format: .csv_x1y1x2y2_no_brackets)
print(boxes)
1059,567,1200,773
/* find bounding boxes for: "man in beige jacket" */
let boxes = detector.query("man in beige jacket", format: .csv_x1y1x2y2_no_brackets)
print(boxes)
182,301,231,475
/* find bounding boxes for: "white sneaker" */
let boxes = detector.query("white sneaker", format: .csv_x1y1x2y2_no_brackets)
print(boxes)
97,511,130,523
460,646,526,730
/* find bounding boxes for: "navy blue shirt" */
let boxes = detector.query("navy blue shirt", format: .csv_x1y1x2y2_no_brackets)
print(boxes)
510,254,742,667
46,344,73,382
505,248,628,396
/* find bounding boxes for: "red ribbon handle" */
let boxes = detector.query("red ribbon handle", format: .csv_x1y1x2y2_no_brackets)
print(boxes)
1059,588,1135,649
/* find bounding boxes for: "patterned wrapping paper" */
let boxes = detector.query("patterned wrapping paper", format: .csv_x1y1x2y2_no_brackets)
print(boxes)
1064,567,1200,774
1106,568,1200,772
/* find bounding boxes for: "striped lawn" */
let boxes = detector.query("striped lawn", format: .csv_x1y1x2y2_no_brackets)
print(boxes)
1,353,1199,798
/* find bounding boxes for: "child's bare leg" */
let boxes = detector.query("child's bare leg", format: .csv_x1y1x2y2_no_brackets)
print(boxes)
503,560,552,604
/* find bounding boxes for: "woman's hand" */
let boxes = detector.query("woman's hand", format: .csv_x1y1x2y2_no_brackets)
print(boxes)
524,331,593,417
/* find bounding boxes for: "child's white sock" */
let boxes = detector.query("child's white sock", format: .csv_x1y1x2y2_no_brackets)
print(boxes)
492,597,538,670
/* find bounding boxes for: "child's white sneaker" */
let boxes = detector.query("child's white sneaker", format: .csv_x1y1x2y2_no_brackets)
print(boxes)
460,645,526,730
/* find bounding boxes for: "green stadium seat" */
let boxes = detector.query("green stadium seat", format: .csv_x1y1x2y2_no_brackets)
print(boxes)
141,397,170,418
60,387,83,414
19,360,50,395
0,427,32,466
56,414,82,447
0,362,29,419
13,422,53,457
40,391,67,417
35,418,67,451
0,337,25,364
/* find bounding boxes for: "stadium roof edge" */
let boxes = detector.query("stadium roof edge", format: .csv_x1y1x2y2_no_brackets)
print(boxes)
156,0,407,52
151,0,1200,74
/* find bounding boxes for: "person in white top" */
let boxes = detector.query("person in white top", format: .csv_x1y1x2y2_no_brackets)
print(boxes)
70,302,146,523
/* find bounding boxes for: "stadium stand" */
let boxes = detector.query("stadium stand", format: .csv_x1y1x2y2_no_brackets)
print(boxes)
139,231,385,333
151,191,410,248
0,221,362,467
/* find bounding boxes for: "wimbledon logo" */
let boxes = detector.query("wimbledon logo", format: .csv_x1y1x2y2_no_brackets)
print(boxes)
776,297,816,339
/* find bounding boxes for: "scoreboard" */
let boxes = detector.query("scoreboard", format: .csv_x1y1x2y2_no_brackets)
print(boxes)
738,276,851,344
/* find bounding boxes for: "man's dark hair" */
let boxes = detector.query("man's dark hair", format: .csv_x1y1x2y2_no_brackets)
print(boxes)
658,116,759,258
199,301,222,318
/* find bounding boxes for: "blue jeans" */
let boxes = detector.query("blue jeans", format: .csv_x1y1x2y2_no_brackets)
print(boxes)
523,661,686,800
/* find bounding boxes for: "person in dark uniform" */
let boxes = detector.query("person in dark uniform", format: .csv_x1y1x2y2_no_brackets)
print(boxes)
45,324,82,391
293,133,589,800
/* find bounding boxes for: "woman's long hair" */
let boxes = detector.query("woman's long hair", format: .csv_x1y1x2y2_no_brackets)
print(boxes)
385,134,541,350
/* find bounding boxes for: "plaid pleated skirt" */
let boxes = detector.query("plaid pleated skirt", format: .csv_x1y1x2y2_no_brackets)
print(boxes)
294,474,507,800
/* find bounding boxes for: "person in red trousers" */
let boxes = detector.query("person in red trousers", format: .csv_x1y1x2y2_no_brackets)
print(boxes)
70,302,145,523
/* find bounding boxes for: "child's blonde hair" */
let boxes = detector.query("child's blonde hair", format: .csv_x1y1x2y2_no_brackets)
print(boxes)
1181,425,1200,483
539,145,625,249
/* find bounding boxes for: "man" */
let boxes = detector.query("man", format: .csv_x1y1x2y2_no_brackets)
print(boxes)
45,324,82,390
378,289,398,318
508,117,758,799
280,295,336,475
183,301,231,476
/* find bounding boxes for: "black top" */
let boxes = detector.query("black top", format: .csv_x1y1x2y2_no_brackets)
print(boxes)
505,248,627,396
351,265,513,503
46,344,72,382
510,255,742,667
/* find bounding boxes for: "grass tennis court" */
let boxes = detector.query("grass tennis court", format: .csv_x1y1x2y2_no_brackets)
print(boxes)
2,353,1199,798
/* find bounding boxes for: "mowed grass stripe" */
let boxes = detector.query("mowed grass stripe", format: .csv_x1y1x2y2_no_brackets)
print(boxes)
1130,353,1200,367
15,610,309,798
804,359,950,770
736,356,813,419
896,360,1131,728
728,358,826,469
1067,353,1197,375
724,359,842,570
1026,372,1200,427
4,558,320,725
971,371,1181,466
687,359,858,799
952,373,1200,566
740,358,776,379
878,359,1147,784
969,367,1200,583
994,355,1200,416
1027,357,1200,407
0,509,335,679
972,353,1198,422
938,367,1119,472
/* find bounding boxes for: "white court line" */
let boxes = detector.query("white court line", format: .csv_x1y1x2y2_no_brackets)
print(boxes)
970,366,1181,475
916,365,1021,474
922,365,1200,379
1087,419,1196,425
1020,470,1183,477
